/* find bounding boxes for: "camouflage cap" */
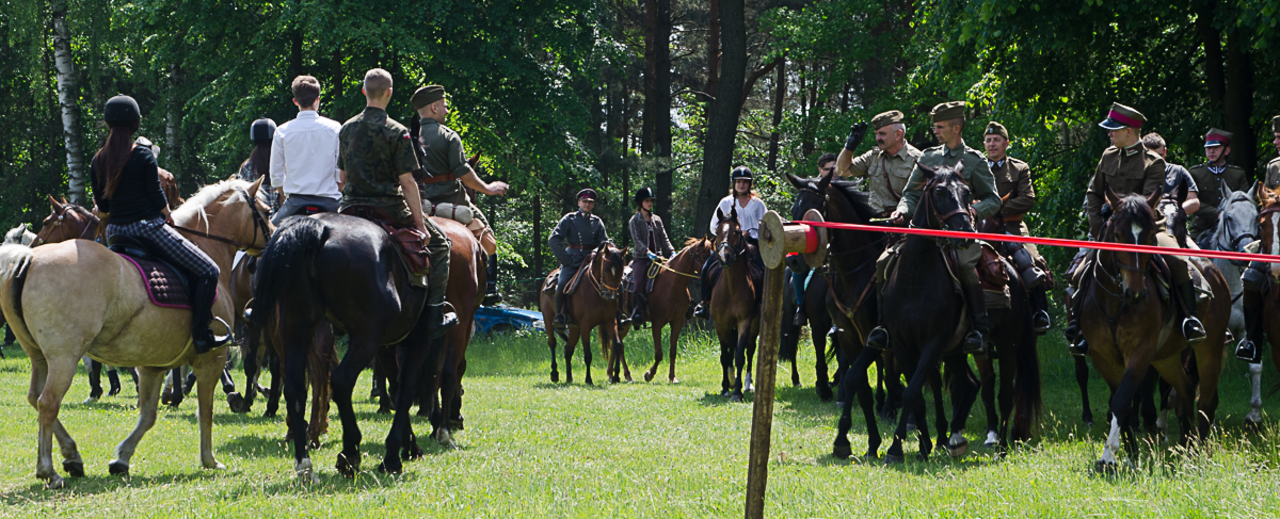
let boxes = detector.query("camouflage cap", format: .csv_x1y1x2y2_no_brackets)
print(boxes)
984,121,1009,140
871,110,904,129
1098,102,1145,130
1272,115,1279,134
930,101,965,123
411,85,446,110
1203,128,1233,148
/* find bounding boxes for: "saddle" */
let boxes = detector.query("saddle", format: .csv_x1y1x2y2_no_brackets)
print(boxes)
542,251,597,296
338,205,430,278
107,235,196,309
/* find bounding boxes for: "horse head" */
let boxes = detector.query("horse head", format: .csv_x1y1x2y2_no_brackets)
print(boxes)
3,223,34,246
680,235,715,277
1101,185,1161,303
714,206,745,267
172,177,273,256
592,242,626,301
1212,180,1260,254
914,162,974,233
35,195,99,245
786,172,830,221
1257,183,1280,277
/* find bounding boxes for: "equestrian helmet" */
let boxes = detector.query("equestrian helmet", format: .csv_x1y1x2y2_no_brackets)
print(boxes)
730,166,753,183
250,118,277,144
634,187,655,206
104,95,141,128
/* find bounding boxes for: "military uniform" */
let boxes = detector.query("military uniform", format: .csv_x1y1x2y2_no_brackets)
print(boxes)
416,119,492,246
841,111,922,215
1187,161,1248,243
1265,157,1280,190
1233,118,1280,362
549,209,610,293
983,122,1049,331
338,106,451,306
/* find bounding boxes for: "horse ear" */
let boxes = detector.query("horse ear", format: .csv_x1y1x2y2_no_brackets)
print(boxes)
916,162,937,180
785,173,805,190
247,176,264,199
716,207,726,221
60,197,68,205
1248,181,1259,204
1104,184,1121,209
729,203,738,220
1146,187,1161,209
47,195,61,211
817,170,832,191
1218,178,1230,206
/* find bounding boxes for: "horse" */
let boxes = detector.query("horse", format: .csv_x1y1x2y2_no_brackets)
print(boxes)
1081,187,1229,472
779,262,839,397
707,204,762,402
620,237,713,383
1250,183,1280,425
0,178,270,489
539,242,628,385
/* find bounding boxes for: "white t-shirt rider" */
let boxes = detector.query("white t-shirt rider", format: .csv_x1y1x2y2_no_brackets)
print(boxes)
710,194,766,240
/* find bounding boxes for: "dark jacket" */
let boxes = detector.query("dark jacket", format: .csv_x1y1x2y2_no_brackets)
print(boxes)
549,210,609,268
91,146,168,225
629,212,674,259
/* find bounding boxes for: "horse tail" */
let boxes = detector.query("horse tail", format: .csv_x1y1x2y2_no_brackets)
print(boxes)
1011,317,1043,441
249,217,329,333
0,244,34,347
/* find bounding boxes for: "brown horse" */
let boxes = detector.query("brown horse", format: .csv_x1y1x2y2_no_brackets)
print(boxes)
539,243,628,384
0,179,271,489
1081,187,1229,472
710,204,761,402
1251,184,1280,410
620,237,714,383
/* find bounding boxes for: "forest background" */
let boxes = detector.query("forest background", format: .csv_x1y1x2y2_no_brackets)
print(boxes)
2,0,1277,305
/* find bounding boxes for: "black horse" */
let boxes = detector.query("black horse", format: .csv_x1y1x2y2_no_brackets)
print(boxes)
250,214,444,480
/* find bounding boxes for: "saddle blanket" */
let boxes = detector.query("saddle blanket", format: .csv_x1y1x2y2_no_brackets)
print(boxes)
119,254,193,309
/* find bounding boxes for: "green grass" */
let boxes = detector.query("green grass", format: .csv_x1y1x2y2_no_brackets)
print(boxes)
0,327,1278,518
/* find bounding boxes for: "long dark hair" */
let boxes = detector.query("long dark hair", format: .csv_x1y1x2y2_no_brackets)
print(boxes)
242,141,272,187
93,123,139,198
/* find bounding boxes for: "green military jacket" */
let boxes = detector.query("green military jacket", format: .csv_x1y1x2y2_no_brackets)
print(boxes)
549,210,609,268
1084,142,1165,239
896,140,1002,222
843,143,921,214
991,157,1035,217
1265,157,1280,190
417,118,472,207
338,107,419,222
1188,161,1249,238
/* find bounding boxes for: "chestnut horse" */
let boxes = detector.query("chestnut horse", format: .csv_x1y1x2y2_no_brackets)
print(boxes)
540,243,628,384
1252,183,1280,411
1081,187,1229,472
620,237,713,383
710,205,761,402
0,179,270,489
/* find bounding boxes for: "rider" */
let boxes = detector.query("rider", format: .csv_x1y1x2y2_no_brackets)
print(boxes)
1237,114,1280,362
1063,102,1206,356
269,75,343,224
836,110,923,217
549,189,611,332
866,101,1002,357
628,187,675,328
410,84,510,305
91,95,226,354
693,166,766,320
792,153,838,325
337,68,456,337
983,121,1051,333
1187,128,1248,247
1142,132,1201,219
238,118,280,213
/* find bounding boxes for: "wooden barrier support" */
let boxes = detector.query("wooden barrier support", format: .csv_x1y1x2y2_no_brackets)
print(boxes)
744,209,826,518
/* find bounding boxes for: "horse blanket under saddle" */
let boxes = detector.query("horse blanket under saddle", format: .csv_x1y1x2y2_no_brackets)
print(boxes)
881,240,1012,308
338,205,429,287
118,254,200,309
543,251,598,296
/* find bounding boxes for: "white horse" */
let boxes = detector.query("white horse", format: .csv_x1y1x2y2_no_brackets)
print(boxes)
1204,180,1263,424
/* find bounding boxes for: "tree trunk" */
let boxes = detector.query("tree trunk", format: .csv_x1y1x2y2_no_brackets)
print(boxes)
653,0,673,228
1196,0,1225,112
642,0,656,154
705,0,721,109
767,58,787,174
330,51,345,122
166,66,185,188
1224,31,1255,173
51,0,86,204
695,0,746,237
290,30,304,79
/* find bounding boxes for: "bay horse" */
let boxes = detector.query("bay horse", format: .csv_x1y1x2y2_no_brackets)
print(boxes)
1082,187,1229,472
0,178,270,489
249,212,467,480
621,237,713,383
1246,183,1280,425
710,204,761,402
539,242,628,385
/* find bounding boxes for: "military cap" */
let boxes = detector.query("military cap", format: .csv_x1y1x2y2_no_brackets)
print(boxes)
577,188,598,201
871,110,904,129
1272,115,1279,134
930,101,966,123
1098,102,1145,130
1203,128,1232,148
411,85,446,110
984,121,1009,140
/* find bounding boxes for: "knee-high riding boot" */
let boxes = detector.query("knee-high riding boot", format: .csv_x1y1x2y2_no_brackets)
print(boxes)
191,275,229,354
1176,280,1206,343
961,278,991,357
484,253,502,306
1237,288,1264,362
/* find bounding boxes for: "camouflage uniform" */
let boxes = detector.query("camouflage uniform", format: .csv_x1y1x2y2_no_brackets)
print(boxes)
338,106,451,304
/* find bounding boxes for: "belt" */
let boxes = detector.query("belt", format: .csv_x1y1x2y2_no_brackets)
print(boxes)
419,173,457,185
567,244,592,250
1002,214,1024,222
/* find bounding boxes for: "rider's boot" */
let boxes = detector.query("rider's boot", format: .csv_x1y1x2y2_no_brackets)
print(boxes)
1176,280,1207,343
426,302,459,340
554,290,570,329
1063,286,1089,356
191,275,230,354
865,289,890,351
630,291,648,329
961,279,992,357
1011,246,1046,289
1012,247,1051,332
483,253,503,306
1236,265,1267,362
1030,286,1051,334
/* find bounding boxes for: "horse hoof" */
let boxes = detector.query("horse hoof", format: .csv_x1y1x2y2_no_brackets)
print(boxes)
295,459,319,483
610,375,620,384
82,395,98,405
585,377,593,386
376,405,392,415
669,378,680,384
947,437,969,458
263,410,277,418
644,371,654,382
984,431,999,449
1244,419,1263,432
832,443,853,459
728,393,743,403
62,460,84,478
335,452,359,478
377,459,403,475
1094,459,1119,475
227,393,247,413
449,418,465,431
44,475,65,490
1084,420,1095,428
883,454,904,465
108,460,129,476
817,385,833,402
551,372,560,383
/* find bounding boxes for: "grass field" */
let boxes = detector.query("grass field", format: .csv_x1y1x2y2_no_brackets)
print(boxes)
0,325,1278,518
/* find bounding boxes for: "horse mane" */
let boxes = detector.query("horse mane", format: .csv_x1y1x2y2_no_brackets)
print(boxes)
1112,194,1156,233
3,225,34,246
171,179,254,227
827,179,881,222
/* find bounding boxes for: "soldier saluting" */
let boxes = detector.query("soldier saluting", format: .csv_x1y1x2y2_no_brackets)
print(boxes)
548,189,611,332
835,110,923,217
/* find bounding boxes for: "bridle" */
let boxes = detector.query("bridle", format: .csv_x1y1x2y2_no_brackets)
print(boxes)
587,245,623,300
35,204,97,245
918,175,974,247
173,187,272,256
716,224,746,266
1213,196,1257,264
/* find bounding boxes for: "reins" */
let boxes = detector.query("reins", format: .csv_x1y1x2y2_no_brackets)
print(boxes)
173,187,271,255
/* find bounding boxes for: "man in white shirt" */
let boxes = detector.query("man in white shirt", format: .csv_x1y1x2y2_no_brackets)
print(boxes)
269,75,343,225
694,166,766,319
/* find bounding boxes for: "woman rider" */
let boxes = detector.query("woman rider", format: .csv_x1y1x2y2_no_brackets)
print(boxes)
237,118,280,214
90,95,226,353
628,187,674,328
693,166,766,319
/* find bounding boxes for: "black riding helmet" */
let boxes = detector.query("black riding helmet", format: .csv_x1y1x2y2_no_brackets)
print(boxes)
731,166,753,183
634,187,655,207
250,118,277,144
104,95,141,128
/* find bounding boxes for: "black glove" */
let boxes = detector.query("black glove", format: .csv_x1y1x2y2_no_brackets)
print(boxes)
1100,202,1112,221
844,122,869,151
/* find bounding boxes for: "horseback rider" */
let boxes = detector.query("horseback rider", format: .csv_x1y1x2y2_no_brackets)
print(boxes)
1237,114,1280,362
1063,102,1206,356
792,153,838,325
1142,132,1201,218
267,75,343,223
1188,128,1248,247
866,101,1002,357
337,68,456,337
836,110,923,217
693,166,766,320
90,95,227,354
982,121,1051,333
627,187,675,328
549,188,611,332
410,84,510,305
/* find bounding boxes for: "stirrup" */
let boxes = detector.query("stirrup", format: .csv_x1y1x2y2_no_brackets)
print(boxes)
865,326,890,351
1182,317,1206,344
1235,340,1262,363
962,331,989,357
1032,310,1051,334
1069,339,1089,357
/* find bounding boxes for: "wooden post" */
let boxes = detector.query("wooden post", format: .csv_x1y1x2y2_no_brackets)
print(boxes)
744,262,783,519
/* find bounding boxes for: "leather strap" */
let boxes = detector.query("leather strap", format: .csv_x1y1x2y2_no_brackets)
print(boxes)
420,173,457,185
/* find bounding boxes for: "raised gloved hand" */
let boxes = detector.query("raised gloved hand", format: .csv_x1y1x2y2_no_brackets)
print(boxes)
844,122,869,151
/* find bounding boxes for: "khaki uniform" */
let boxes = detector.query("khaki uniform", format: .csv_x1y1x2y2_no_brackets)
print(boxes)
991,157,1039,258
1188,162,1249,241
338,107,451,304
1264,157,1280,190
417,118,495,255
549,211,610,290
843,144,922,214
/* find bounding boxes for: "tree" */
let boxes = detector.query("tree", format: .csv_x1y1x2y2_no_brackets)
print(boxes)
50,0,85,204
695,0,746,236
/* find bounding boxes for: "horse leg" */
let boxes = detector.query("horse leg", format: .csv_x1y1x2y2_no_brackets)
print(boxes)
382,330,439,473
1191,341,1224,442
613,324,631,382
603,326,621,384
375,346,398,414
330,333,378,478
103,366,163,478
264,348,282,418
1246,362,1264,426
813,323,831,400
888,346,942,463
645,323,662,382
833,346,882,460
945,359,980,458
220,353,237,394
667,320,683,383
192,349,228,470
547,327,560,383
1096,365,1151,472
307,325,335,449
1075,356,1094,426
730,326,750,402
84,357,103,404
28,354,83,486
30,354,81,489
976,356,998,448
717,327,734,396
229,328,259,413
1135,369,1159,437
744,325,758,393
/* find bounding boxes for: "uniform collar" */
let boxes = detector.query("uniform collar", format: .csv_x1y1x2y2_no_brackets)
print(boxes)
1122,141,1143,156
944,141,966,158
422,118,441,128
364,106,387,115
887,144,912,160
987,157,1006,169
